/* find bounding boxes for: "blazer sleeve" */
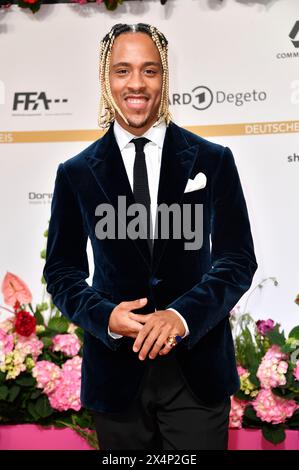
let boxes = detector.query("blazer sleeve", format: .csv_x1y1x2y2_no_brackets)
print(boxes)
166,146,258,350
43,162,122,352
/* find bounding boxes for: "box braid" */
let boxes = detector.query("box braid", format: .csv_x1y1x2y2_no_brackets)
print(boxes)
98,23,172,129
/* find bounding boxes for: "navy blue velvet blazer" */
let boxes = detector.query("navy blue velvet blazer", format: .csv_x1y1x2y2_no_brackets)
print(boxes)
43,121,258,413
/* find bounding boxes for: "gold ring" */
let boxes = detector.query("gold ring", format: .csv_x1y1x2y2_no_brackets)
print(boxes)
166,335,178,347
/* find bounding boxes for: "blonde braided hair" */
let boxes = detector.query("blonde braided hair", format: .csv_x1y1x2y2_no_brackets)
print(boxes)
98,23,172,129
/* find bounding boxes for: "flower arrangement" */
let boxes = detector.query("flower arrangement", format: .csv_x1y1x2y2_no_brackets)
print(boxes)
0,270,98,449
0,0,124,14
229,278,299,444
1,247,299,449
0,0,170,15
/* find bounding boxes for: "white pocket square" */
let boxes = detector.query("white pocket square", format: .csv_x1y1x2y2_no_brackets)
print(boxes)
184,172,207,193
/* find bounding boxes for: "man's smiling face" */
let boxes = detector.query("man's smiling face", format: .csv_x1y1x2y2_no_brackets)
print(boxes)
109,32,163,136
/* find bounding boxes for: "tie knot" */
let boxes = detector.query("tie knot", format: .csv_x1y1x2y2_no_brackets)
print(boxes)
131,137,150,153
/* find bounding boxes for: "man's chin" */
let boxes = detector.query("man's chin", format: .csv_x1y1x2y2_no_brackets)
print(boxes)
126,117,150,130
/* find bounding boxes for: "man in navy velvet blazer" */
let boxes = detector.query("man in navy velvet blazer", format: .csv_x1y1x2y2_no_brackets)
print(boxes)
43,23,258,450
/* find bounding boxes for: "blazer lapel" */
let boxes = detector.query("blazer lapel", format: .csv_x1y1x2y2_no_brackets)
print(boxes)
152,122,200,273
85,124,152,270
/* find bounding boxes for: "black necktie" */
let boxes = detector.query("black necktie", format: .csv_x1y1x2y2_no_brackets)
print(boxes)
131,137,153,255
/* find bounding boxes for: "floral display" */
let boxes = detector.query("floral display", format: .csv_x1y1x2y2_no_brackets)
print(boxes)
229,278,299,444
0,0,171,15
1,265,299,448
0,269,97,449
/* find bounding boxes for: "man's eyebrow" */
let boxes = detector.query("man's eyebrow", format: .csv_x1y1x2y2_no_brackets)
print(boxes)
111,61,161,68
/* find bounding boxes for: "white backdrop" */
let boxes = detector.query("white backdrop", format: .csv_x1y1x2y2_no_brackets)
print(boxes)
0,0,299,332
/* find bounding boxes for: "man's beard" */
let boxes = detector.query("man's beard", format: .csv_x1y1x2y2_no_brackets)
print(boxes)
126,114,152,129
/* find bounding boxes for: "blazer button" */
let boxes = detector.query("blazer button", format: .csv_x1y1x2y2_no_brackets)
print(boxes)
150,276,162,287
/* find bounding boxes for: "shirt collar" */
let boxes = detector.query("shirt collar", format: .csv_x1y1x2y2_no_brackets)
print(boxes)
113,119,167,152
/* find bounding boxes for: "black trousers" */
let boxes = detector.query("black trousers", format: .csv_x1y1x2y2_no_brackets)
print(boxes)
92,351,231,450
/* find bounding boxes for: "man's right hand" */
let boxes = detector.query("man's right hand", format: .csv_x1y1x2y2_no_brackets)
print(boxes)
109,298,148,338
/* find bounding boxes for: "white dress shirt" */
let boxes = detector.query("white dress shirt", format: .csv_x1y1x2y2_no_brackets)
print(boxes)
107,119,190,340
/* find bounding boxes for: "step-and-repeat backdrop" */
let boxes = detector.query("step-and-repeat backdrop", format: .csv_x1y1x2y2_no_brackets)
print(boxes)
0,0,298,331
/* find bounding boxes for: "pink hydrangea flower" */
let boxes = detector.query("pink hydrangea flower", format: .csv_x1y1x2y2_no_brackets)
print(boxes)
229,396,248,428
237,365,248,376
48,357,82,412
0,328,14,353
15,334,44,360
252,389,298,424
52,334,80,357
294,361,299,381
32,360,61,394
257,345,288,389
0,317,14,334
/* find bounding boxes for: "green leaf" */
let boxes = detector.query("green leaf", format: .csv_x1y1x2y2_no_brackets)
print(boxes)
234,390,252,401
15,375,36,387
54,415,73,427
0,385,9,400
71,414,90,429
289,326,299,340
40,302,49,311
27,401,40,420
72,425,99,450
75,327,84,344
35,309,45,326
52,421,67,429
40,249,46,259
104,0,119,11
35,395,53,418
281,343,294,354
262,425,285,445
7,385,21,402
266,325,285,346
48,316,69,333
243,405,261,424
248,372,260,388
272,387,296,400
41,336,53,348
53,310,60,319
31,389,42,400
0,371,6,385
286,409,299,428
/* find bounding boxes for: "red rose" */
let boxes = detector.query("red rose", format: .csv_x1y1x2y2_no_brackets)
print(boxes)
15,310,36,337
23,0,40,4
13,300,21,312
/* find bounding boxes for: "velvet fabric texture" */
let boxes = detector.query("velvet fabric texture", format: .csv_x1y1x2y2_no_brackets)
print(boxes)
43,122,258,413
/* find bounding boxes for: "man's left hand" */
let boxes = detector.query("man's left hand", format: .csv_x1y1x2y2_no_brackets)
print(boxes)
128,310,186,361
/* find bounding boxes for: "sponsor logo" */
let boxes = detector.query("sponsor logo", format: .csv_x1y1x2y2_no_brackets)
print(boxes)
169,86,267,110
12,92,70,116
276,21,299,59
28,192,53,204
289,21,299,48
